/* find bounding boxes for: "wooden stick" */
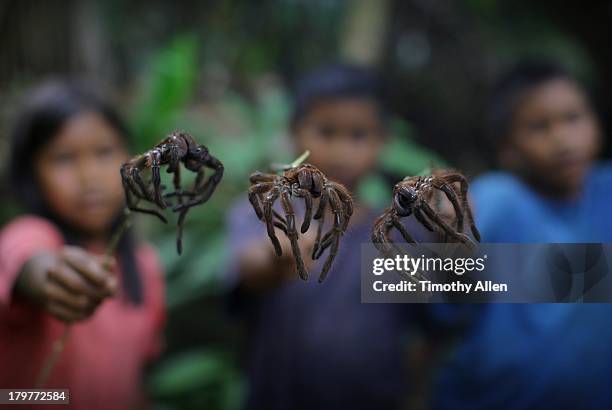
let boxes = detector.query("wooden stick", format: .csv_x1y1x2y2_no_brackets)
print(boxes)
34,209,132,388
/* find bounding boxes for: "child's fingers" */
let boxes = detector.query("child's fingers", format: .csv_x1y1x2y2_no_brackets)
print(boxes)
44,280,92,312
61,247,116,294
95,255,118,294
97,255,117,271
277,234,293,258
300,229,318,250
47,263,109,301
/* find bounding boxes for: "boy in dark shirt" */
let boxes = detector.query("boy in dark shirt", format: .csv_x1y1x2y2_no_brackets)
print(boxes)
224,64,430,410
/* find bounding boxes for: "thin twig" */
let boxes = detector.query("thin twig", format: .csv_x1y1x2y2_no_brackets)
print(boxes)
34,209,132,388
271,150,310,173
34,326,70,388
290,150,310,168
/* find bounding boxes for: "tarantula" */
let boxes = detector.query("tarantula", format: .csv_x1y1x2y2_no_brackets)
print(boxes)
372,171,480,256
120,131,224,253
248,163,353,282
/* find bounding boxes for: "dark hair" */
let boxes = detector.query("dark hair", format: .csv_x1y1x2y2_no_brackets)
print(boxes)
290,62,388,128
8,80,143,305
486,60,581,145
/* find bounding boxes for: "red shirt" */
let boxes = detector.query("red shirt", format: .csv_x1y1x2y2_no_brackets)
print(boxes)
0,216,166,409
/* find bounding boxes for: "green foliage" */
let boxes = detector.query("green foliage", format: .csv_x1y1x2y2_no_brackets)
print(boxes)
147,349,244,410
130,35,199,152
357,119,447,208
462,0,594,78
0,3,601,410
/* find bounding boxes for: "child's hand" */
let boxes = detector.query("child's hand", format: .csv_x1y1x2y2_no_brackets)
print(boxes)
238,229,318,292
275,229,318,279
16,246,118,323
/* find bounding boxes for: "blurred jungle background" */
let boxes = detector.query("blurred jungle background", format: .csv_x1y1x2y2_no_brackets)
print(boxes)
0,0,611,409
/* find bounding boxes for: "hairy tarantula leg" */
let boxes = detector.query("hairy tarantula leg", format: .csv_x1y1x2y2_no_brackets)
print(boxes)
172,164,183,206
263,188,283,256
421,201,474,245
435,183,464,233
371,209,407,257
172,155,224,212
248,182,274,220
318,232,339,283
265,200,289,234
176,209,189,254
273,220,288,235
313,190,328,220
124,189,168,223
248,192,263,220
249,171,276,184
127,204,168,223
391,215,418,243
414,208,435,232
194,164,206,190
150,150,167,209
293,187,313,233
312,209,326,260
126,179,147,201
311,171,324,197
268,208,290,235
272,210,288,226
280,189,308,280
130,167,154,202
167,145,181,174
313,229,337,260
327,187,345,234
313,188,345,259
121,166,168,222
164,190,197,198
312,187,341,259
444,174,481,242
121,166,148,201
330,182,353,231
315,188,345,282
371,213,392,255
313,228,333,259
171,165,189,255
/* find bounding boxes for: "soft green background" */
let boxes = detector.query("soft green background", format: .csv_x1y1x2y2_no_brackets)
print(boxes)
0,1,603,409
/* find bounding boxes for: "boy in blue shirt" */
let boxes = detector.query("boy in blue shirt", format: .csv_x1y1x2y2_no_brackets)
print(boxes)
432,62,612,409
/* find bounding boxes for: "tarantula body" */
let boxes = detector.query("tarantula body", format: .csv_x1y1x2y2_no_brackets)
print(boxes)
372,172,480,256
248,163,353,282
121,131,224,253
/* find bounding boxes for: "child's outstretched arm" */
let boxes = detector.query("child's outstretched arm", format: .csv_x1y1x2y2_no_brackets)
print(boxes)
16,246,117,322
237,230,316,293
0,217,118,323
224,201,317,295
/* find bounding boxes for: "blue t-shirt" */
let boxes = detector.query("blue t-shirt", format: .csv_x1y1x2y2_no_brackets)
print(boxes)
432,163,612,410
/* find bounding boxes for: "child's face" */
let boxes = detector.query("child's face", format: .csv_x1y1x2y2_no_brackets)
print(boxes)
293,98,385,189
501,78,601,196
35,112,129,236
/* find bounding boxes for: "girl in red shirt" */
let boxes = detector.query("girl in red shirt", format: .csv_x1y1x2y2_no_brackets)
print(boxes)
0,82,166,409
